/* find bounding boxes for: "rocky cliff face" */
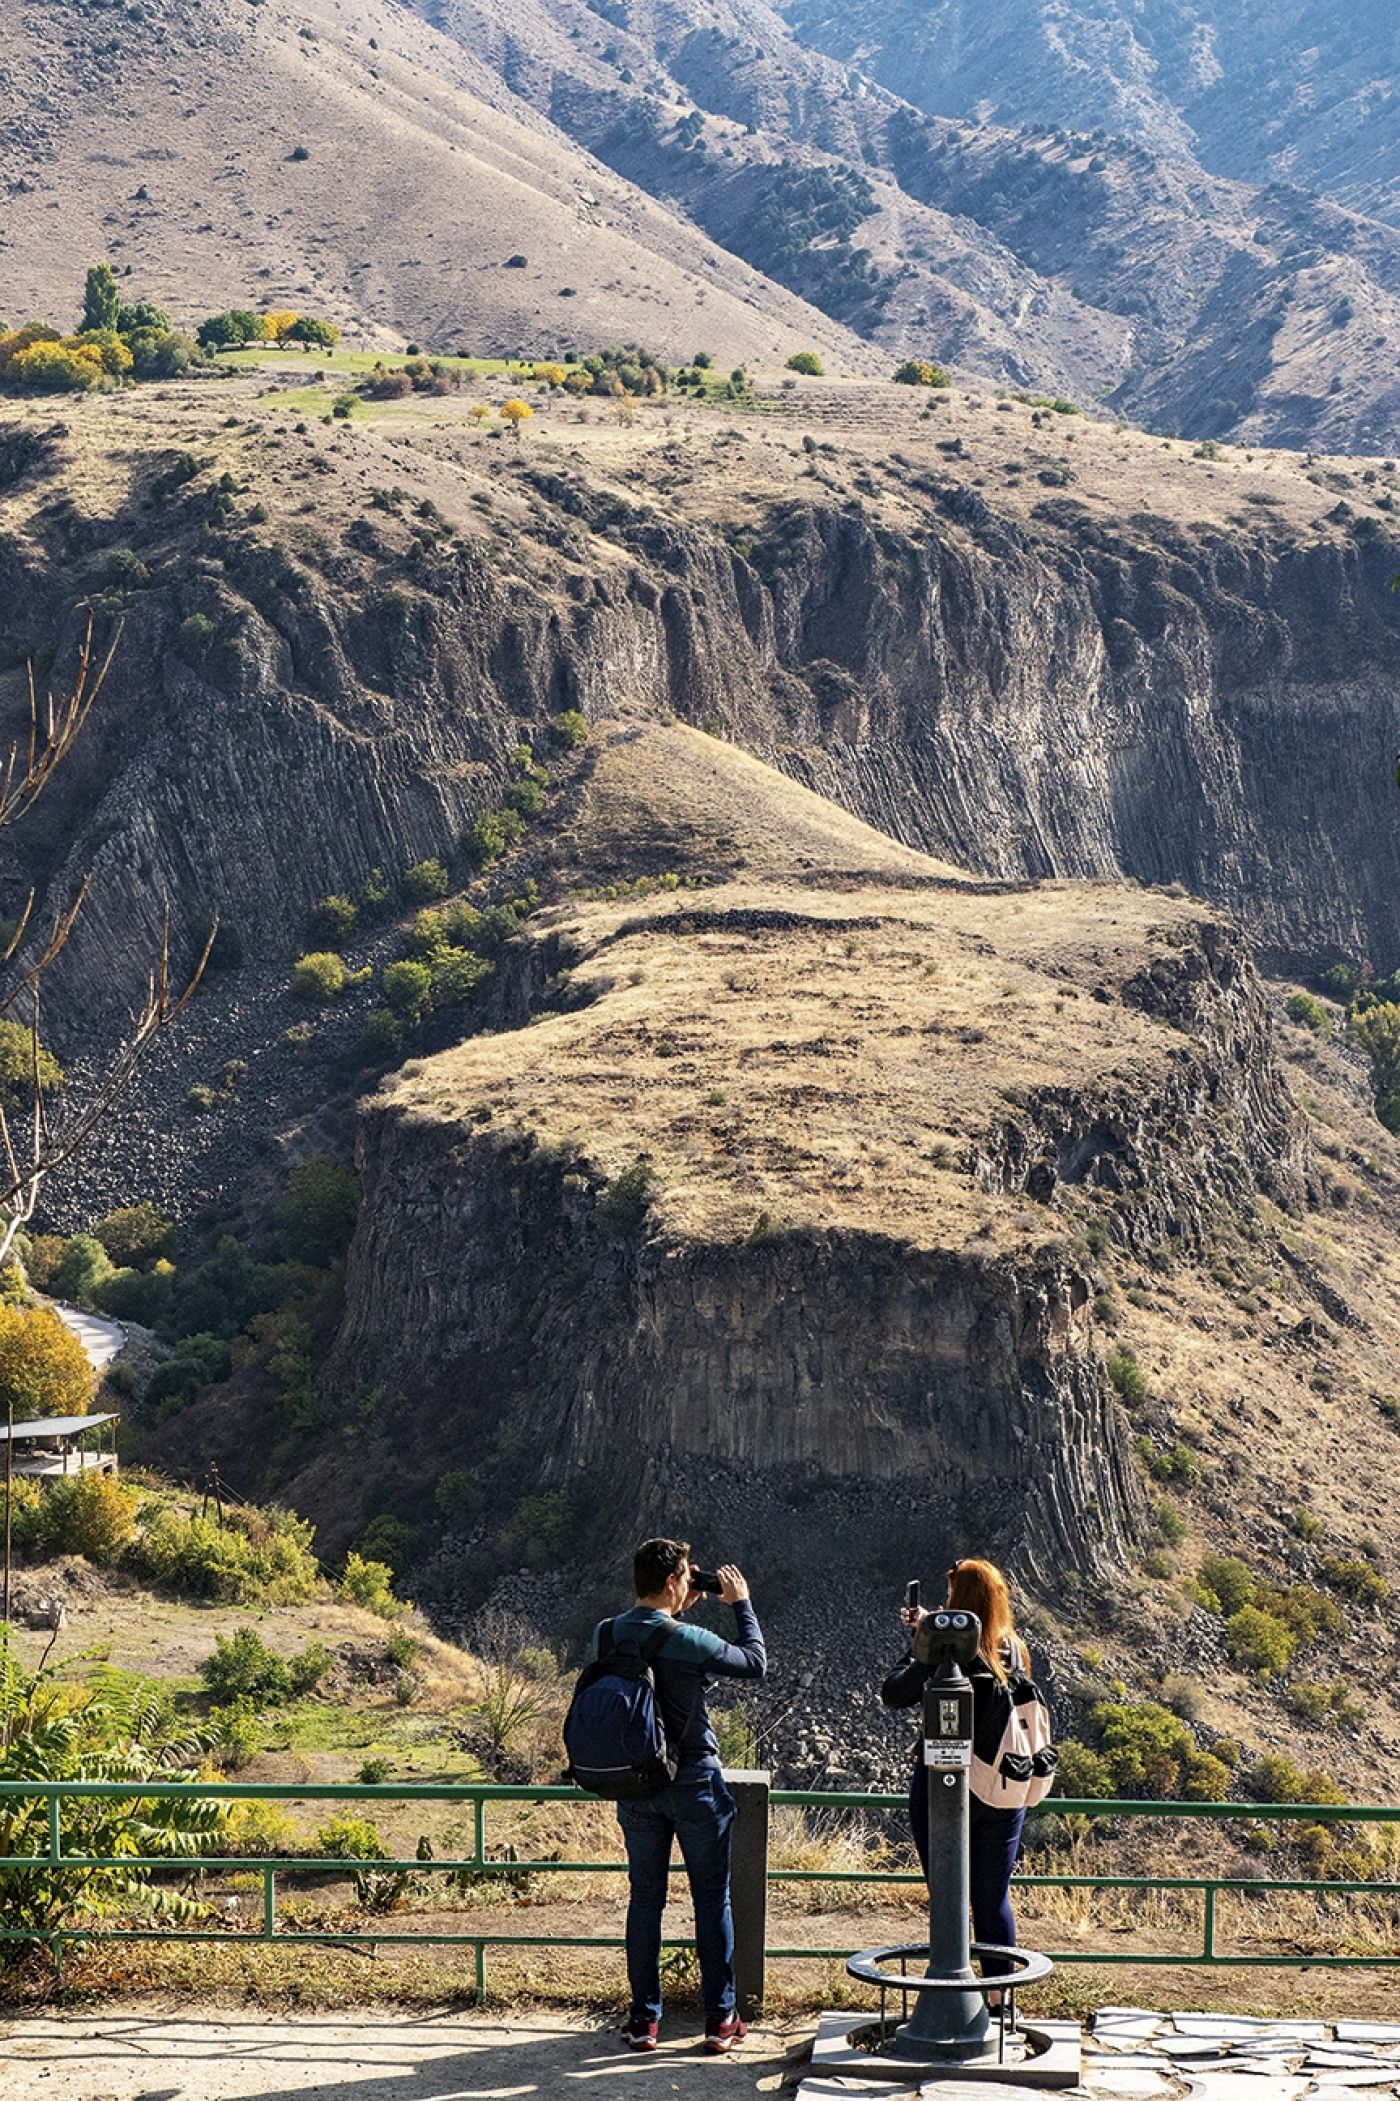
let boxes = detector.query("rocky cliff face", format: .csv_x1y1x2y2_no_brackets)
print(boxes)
332,1109,1134,1583
316,804,1308,1591
5,399,1398,1060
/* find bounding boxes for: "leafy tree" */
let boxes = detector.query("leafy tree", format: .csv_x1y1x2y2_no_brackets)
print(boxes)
262,309,301,345
280,1153,360,1266
287,316,340,351
74,328,133,377
128,329,198,380
35,1472,138,1563
464,808,525,867
51,1233,115,1303
82,263,121,334
196,310,267,351
0,1302,92,1422
116,298,171,335
93,1202,175,1268
142,1331,230,1411
0,1018,63,1106
467,401,492,426
786,351,823,375
1285,990,1330,1036
0,1639,222,1963
499,399,533,438
7,341,105,392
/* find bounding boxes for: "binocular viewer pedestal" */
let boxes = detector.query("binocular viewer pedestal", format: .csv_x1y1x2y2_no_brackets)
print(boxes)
803,1612,1081,2095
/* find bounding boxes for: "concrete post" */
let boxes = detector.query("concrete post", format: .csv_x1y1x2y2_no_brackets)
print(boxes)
724,1768,770,2018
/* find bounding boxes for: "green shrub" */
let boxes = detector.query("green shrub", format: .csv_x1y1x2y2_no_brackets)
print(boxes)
427,946,492,1006
198,1628,293,1707
1156,1501,1186,1547
281,1152,359,1266
1052,1738,1114,1798
1290,1507,1323,1542
51,1232,115,1303
94,1203,175,1267
893,359,951,387
36,1474,138,1564
786,351,823,376
1285,990,1331,1036
1183,1751,1231,1801
410,900,482,957
1197,1555,1256,1615
507,777,547,819
357,1757,392,1786
0,1020,63,1108
143,1331,230,1412
357,1514,416,1573
381,959,432,1019
463,808,525,867
1085,1700,1194,1797
1224,1604,1296,1676
308,893,358,946
1319,1555,1390,1606
358,1008,404,1064
1249,1755,1346,1807
315,1812,387,1862
435,1467,483,1521
386,1629,420,1669
127,1501,319,1605
1137,1437,1203,1485
208,1701,262,1774
1105,1347,1148,1405
595,1158,656,1238
550,709,588,750
288,1640,335,1695
291,950,348,1001
179,613,215,652
401,858,449,904
340,1552,408,1620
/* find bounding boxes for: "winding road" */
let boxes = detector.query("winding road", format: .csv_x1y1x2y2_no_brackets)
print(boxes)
51,1301,127,1380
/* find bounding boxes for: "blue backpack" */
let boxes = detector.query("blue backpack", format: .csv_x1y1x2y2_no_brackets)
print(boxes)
563,1621,684,1800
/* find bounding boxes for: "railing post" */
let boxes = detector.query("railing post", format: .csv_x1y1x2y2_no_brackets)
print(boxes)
725,1768,770,2019
1202,1884,1216,1960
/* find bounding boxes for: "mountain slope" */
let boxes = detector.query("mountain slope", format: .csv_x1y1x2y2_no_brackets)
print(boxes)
781,0,1400,229
411,0,1400,451
0,0,870,370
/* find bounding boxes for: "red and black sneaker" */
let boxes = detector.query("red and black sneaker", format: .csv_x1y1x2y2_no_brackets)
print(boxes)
623,2015,659,2052
704,2013,748,2055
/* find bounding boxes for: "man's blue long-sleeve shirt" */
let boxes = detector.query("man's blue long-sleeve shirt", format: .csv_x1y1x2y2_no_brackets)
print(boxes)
591,1601,767,1766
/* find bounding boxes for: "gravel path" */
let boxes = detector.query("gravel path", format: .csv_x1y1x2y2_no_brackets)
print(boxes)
50,1299,127,1378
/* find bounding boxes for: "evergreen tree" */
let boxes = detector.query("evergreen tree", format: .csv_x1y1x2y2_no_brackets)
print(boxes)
82,263,120,333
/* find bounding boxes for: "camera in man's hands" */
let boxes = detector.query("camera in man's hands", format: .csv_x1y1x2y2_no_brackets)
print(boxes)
691,1568,723,1594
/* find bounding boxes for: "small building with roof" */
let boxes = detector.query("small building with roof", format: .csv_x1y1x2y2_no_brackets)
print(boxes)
0,1412,120,1479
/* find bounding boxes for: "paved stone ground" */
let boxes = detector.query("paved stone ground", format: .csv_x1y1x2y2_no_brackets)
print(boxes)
5,2010,1400,2101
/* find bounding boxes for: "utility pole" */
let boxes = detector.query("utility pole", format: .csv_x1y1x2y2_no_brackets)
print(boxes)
3,1391,12,1627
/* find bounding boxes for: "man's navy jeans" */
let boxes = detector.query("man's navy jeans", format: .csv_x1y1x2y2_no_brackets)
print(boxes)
617,1762,736,2020
909,1761,1025,1978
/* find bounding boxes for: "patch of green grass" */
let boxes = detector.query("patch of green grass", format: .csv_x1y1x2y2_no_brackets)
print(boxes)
225,348,516,377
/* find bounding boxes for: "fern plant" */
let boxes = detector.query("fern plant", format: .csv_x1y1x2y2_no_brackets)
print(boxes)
0,1635,226,1963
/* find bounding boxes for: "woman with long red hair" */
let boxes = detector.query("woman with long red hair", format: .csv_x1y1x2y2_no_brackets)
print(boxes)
881,1558,1034,1998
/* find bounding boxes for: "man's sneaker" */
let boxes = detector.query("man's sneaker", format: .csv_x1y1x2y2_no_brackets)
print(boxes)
704,2013,748,2055
623,2016,659,2052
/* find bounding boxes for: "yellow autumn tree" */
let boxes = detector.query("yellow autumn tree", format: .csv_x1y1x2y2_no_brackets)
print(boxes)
467,401,492,427
499,399,533,439
262,310,301,346
0,1303,92,1424
532,363,567,388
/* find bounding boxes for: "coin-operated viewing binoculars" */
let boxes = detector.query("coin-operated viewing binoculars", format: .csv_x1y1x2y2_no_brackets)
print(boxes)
843,1608,1057,2072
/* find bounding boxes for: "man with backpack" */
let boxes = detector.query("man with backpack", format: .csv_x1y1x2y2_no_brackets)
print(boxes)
565,1537,766,2055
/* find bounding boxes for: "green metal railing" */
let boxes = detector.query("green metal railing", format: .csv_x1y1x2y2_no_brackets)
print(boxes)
1,1779,1397,1987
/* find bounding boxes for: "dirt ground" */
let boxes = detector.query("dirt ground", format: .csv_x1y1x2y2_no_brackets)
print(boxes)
0,2008,808,2100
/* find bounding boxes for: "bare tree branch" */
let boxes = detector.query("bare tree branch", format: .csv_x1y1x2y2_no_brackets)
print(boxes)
0,625,213,1266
